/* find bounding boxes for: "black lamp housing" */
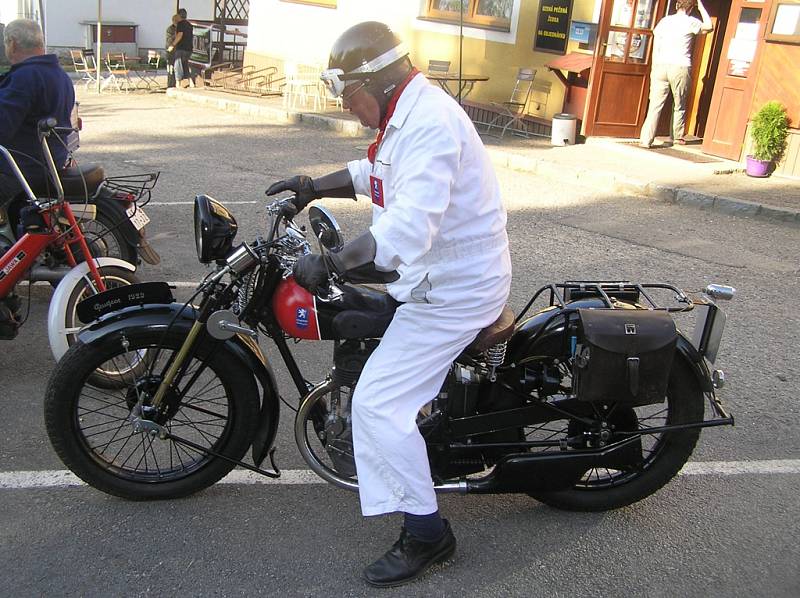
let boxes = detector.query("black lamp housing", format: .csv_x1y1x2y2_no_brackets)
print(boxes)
194,194,238,263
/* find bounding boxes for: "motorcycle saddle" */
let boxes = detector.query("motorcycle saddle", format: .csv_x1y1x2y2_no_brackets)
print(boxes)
330,287,516,352
59,164,106,197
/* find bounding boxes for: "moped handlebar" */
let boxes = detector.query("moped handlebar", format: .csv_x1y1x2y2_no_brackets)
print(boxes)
0,119,70,204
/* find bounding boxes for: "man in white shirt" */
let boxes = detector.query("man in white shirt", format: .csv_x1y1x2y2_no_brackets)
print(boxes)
639,0,713,147
267,21,511,588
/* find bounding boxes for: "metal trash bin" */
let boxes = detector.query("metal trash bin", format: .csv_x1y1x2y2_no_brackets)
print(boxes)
551,113,577,146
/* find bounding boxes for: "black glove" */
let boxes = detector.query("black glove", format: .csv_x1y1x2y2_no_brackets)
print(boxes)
293,254,331,295
265,175,318,213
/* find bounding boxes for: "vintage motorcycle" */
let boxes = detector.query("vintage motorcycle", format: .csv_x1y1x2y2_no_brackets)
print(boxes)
44,195,735,511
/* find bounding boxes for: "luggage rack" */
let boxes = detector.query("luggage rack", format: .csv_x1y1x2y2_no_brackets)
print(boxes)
517,280,694,322
100,172,160,207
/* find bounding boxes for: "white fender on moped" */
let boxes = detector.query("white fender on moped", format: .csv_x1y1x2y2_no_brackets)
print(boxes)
47,256,137,361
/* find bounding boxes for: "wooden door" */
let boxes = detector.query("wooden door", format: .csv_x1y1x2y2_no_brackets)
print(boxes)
702,0,770,159
584,0,668,137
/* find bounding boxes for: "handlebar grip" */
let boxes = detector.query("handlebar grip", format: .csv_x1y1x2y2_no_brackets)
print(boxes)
37,117,58,133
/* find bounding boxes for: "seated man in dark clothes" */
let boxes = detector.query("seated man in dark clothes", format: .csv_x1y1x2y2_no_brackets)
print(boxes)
0,18,74,204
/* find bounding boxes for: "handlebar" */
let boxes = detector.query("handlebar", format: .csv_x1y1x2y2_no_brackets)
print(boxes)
0,118,72,204
37,117,78,138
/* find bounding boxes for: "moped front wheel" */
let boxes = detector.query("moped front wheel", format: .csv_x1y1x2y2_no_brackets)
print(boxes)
60,265,141,387
44,328,259,500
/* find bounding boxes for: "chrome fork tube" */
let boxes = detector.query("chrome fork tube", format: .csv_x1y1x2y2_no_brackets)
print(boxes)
151,320,205,409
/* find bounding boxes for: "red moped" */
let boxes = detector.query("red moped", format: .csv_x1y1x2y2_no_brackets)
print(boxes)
0,118,138,357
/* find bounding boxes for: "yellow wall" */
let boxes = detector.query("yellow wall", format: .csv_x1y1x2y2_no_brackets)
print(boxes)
246,0,599,119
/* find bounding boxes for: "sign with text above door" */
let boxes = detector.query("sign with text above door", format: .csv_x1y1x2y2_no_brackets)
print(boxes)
535,0,574,54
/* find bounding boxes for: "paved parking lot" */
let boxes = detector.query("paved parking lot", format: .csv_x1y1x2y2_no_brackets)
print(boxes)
1,91,798,597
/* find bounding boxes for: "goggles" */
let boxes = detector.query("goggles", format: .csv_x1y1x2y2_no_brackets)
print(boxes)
320,43,409,98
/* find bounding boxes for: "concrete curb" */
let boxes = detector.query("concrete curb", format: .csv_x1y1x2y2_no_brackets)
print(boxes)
167,88,799,228
165,88,369,137
488,147,800,228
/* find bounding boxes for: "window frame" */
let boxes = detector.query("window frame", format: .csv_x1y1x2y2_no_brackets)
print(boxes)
764,0,800,44
422,0,513,32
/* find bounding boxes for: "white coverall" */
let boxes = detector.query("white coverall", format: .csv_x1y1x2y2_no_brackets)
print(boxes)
346,73,512,516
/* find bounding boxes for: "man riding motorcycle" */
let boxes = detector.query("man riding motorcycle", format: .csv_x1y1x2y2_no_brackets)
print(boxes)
267,21,511,587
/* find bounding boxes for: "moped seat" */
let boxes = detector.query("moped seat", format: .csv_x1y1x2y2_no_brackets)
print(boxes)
59,164,106,197
468,305,515,353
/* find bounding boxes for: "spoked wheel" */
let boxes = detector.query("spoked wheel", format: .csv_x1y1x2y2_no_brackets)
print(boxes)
526,357,704,511
295,379,359,492
80,212,137,265
44,328,259,500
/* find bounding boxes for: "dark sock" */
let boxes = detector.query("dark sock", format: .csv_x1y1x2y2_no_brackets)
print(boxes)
403,510,445,543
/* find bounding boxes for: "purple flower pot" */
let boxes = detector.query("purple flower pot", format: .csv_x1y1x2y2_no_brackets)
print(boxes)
745,155,771,178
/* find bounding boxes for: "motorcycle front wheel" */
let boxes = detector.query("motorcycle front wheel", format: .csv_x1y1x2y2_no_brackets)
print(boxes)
44,328,259,500
526,356,705,511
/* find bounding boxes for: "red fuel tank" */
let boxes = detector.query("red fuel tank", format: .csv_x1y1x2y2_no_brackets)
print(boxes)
271,277,321,340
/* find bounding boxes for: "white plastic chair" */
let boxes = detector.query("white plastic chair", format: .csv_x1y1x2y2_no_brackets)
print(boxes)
283,63,323,110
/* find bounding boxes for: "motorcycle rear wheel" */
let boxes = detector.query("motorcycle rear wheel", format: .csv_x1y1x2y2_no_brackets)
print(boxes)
44,328,259,500
81,210,137,265
527,357,704,511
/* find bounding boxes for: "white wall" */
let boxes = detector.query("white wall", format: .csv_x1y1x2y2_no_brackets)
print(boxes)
42,0,215,50
0,0,18,24
248,0,416,66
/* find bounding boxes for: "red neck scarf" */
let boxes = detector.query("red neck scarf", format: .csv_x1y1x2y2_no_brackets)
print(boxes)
367,67,419,164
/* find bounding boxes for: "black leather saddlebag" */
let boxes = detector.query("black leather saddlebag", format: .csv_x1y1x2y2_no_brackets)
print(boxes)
573,308,677,406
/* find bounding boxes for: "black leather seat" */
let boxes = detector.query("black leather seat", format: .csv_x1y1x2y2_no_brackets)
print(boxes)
28,164,106,198
58,164,106,197
330,286,515,351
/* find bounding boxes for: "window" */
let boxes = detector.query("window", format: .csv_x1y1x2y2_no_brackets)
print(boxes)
281,0,337,8
423,0,513,32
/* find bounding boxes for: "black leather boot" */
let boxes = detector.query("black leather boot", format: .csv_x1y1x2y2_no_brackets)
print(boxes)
363,520,456,588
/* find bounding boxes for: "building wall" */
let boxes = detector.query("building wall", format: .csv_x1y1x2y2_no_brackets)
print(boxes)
41,0,214,52
749,27,800,177
245,0,599,120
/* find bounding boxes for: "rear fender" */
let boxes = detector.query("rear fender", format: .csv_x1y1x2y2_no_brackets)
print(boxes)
77,302,282,466
675,332,713,392
90,192,140,247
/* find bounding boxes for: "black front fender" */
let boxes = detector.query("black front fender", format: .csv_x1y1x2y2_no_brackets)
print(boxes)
78,302,281,467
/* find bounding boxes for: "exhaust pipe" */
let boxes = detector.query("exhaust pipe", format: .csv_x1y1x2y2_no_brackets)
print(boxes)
29,265,71,284
465,436,644,494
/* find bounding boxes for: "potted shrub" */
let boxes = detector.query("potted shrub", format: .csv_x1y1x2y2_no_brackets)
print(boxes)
746,101,790,177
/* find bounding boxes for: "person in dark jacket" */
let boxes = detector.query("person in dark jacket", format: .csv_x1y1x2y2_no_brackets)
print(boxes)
168,8,195,88
0,18,74,202
165,14,180,88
